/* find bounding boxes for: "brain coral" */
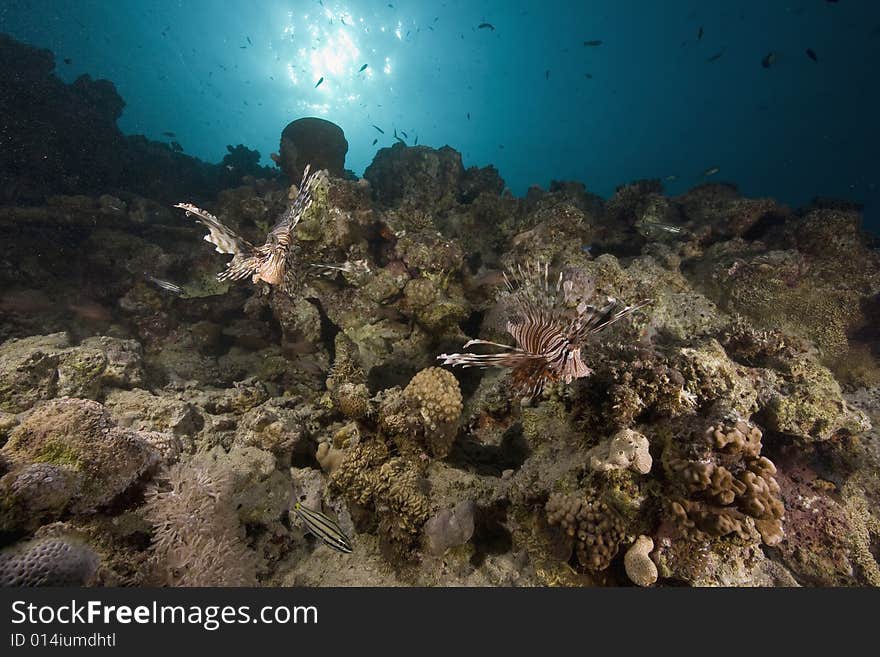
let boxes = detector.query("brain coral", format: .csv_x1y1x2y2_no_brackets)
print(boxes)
0,536,99,586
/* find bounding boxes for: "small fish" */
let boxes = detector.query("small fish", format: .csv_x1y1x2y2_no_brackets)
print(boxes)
372,124,385,134
706,50,724,62
63,58,72,64
652,222,685,234
806,48,818,62
584,73,593,79
293,502,353,553
698,26,704,40
665,175,678,181
414,135,419,145
478,23,495,31
545,69,550,80
145,275,184,295
372,138,378,145
315,76,324,87
467,112,470,120
359,63,368,72
246,36,252,45
583,40,603,46
170,141,183,152
401,130,408,139
239,46,247,49
703,166,720,176
161,131,176,138
395,136,406,144
761,52,777,68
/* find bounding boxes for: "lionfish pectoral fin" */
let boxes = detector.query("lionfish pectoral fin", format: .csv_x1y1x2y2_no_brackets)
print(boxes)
174,202,254,257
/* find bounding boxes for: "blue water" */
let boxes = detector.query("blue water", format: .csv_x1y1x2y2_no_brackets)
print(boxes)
2,0,879,225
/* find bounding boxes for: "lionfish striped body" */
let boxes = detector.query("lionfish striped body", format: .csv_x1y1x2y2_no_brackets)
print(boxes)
439,263,650,398
174,164,325,285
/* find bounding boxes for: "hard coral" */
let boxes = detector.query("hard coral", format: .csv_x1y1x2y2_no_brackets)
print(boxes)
588,428,652,474
0,535,100,586
545,492,626,572
624,535,658,587
665,418,784,546
402,367,463,458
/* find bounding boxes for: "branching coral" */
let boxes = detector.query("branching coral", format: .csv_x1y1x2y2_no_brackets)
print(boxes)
328,439,430,558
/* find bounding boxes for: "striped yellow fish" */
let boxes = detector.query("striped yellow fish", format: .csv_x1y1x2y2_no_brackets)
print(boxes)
293,502,353,554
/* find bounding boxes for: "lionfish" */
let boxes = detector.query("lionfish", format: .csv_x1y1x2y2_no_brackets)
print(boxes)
439,263,651,399
174,165,325,285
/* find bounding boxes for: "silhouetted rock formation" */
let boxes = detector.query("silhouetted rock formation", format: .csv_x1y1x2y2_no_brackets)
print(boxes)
0,33,276,206
278,117,348,184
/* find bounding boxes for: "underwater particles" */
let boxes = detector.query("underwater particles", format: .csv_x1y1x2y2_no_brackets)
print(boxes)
175,164,325,285
439,263,650,399
293,503,353,553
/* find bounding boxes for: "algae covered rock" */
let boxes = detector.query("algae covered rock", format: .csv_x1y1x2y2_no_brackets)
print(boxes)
1,397,160,518
0,333,144,413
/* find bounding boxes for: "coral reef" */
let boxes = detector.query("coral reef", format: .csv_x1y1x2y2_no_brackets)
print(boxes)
1,43,879,588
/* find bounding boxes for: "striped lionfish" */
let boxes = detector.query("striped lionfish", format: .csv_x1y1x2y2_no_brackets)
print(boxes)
174,164,325,285
439,262,651,398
